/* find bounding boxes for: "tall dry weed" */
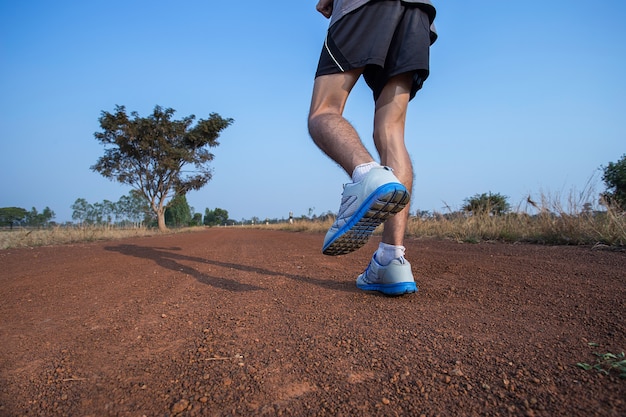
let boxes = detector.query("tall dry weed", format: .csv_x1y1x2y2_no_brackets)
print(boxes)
2,181,624,249
406,182,624,246
0,225,163,249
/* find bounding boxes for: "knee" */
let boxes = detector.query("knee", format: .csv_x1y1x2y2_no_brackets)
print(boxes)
308,109,340,137
307,111,323,137
308,108,322,125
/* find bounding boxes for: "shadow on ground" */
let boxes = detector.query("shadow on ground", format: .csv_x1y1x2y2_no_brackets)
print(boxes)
104,244,352,293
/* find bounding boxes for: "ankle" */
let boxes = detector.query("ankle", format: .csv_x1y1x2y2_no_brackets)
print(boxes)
375,242,406,265
351,162,380,183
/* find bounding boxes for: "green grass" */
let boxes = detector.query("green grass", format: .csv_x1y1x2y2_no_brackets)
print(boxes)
577,343,626,379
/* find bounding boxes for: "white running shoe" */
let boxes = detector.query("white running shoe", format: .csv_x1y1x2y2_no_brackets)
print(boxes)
322,166,409,256
356,254,417,296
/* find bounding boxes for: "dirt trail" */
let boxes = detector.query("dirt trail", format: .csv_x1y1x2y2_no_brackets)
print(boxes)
1,229,625,416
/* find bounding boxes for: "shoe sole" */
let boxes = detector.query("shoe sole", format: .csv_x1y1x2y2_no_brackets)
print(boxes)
322,183,410,256
357,281,418,296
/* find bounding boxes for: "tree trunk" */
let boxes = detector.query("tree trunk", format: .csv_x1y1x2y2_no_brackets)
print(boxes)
157,208,167,231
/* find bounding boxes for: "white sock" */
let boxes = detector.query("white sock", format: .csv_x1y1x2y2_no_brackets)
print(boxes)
375,242,406,265
351,162,380,183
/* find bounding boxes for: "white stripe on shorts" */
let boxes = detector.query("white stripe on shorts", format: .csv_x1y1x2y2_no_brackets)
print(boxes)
324,33,345,72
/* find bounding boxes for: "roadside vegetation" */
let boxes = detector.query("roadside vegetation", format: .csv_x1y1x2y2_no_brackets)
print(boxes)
3,187,623,250
577,343,626,380
2,155,624,250
268,189,625,247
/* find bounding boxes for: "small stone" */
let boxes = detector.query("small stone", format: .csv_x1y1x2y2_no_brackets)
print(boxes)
171,399,189,414
381,398,390,405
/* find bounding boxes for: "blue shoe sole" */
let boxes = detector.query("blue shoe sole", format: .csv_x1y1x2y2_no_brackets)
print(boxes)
322,183,409,256
357,281,418,296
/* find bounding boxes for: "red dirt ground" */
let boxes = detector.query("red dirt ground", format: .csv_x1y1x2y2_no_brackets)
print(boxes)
1,228,625,417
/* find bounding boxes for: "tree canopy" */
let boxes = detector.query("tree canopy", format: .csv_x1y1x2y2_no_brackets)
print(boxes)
204,207,229,226
601,154,626,210
0,207,28,229
0,206,55,229
71,191,150,226
25,207,56,228
91,105,233,231
165,194,192,228
463,192,510,216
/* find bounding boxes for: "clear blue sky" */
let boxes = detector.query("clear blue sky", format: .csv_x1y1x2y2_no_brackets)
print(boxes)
1,1,625,223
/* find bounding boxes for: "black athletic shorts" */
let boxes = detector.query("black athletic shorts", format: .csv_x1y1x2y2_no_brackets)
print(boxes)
315,0,432,101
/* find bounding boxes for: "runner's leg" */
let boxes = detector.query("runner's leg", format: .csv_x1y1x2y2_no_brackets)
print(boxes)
373,72,414,246
308,69,375,176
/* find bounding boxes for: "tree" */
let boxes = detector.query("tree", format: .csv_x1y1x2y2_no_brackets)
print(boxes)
100,200,116,225
601,154,626,210
117,190,151,225
25,206,55,228
71,198,92,224
42,206,55,226
0,207,28,229
73,193,151,227
463,192,510,216
165,194,192,227
204,207,229,226
91,105,233,231
191,213,203,226
91,202,106,224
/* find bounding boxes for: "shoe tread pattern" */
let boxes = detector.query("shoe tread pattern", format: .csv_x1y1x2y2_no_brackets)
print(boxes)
323,187,410,256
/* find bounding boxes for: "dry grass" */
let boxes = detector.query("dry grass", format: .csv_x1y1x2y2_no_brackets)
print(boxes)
2,188,624,249
264,209,625,247
261,219,334,234
404,185,624,246
404,209,624,246
264,189,625,247
0,225,202,250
